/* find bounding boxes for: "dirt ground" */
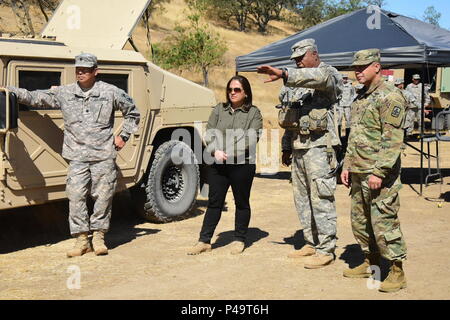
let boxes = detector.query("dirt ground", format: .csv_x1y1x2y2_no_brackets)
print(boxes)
0,139,449,300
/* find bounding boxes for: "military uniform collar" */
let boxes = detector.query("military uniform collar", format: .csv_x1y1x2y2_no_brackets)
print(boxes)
365,78,385,96
75,81,101,97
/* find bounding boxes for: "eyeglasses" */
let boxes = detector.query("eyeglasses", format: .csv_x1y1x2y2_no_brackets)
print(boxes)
227,87,242,94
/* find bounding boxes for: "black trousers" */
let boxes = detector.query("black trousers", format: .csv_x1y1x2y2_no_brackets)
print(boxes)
199,164,256,243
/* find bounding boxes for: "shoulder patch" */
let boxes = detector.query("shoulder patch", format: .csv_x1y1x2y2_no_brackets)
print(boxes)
391,106,402,118
385,98,405,128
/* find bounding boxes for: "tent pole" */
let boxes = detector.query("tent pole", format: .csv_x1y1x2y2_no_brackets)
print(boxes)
419,65,425,196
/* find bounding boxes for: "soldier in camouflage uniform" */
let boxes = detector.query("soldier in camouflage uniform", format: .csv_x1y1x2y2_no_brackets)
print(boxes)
406,74,431,132
341,49,408,293
258,39,343,269
6,53,140,257
394,78,416,137
336,74,356,137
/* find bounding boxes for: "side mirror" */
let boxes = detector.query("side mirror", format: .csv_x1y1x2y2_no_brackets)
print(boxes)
0,88,19,133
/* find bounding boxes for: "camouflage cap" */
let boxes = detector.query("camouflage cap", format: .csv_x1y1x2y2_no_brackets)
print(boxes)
75,53,98,68
394,78,404,85
352,48,381,66
290,38,317,60
412,74,421,80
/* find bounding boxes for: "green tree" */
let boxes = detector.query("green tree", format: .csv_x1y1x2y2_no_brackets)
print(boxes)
423,5,441,27
154,3,227,87
286,0,382,30
202,0,254,32
365,0,386,8
250,0,292,33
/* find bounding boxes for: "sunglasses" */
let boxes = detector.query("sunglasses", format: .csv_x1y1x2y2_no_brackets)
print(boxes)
227,87,243,94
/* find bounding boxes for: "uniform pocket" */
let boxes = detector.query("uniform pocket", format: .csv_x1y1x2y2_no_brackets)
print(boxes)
384,228,402,242
95,102,113,124
315,175,336,198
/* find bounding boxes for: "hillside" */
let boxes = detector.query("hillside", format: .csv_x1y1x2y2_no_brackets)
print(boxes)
141,0,299,128
0,0,298,128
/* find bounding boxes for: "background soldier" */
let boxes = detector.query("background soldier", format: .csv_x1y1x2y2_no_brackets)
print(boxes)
394,78,416,137
336,74,356,138
341,49,408,293
406,74,431,132
258,39,342,269
6,53,140,257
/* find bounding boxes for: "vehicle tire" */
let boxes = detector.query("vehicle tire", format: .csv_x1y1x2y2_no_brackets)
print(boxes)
140,140,199,222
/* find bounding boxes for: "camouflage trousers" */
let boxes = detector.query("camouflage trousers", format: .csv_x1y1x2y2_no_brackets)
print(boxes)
336,106,351,129
404,109,416,136
291,146,337,255
350,173,407,261
66,159,117,236
415,108,424,132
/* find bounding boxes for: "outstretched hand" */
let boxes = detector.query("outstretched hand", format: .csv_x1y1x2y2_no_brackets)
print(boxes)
257,65,284,83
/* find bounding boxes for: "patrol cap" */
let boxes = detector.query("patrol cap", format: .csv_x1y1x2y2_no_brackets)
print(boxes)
75,53,98,68
351,48,381,66
394,78,404,85
290,38,317,60
412,74,421,80
341,73,349,78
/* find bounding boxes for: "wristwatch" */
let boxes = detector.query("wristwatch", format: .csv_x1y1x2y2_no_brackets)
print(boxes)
120,135,129,142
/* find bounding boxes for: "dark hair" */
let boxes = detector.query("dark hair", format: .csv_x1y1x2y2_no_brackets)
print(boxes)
225,75,253,107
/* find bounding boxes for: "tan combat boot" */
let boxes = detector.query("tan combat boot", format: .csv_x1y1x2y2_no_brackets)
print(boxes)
187,242,212,255
379,260,407,293
304,253,334,269
66,232,92,258
343,252,381,278
229,241,245,255
287,244,316,259
92,230,108,256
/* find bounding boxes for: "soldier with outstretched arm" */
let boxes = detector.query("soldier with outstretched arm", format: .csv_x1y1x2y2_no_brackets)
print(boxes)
4,53,140,257
257,39,343,269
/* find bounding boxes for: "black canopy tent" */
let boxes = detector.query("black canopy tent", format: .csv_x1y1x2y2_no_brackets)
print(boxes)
235,8,450,71
236,8,450,195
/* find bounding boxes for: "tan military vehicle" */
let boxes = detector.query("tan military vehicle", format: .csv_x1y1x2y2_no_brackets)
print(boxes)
0,0,215,222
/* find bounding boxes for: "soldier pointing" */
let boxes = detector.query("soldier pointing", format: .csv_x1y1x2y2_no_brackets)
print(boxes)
258,39,342,269
5,53,140,257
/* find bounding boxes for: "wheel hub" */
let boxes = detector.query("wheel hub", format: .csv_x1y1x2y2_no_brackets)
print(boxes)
162,165,184,202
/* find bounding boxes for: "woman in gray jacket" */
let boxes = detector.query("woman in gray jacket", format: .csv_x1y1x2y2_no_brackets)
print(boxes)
188,75,263,255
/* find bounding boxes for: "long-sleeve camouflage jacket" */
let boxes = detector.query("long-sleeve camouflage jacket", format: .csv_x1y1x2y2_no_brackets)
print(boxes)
343,79,406,178
338,82,356,107
8,81,140,162
405,82,430,109
281,62,343,151
401,89,417,111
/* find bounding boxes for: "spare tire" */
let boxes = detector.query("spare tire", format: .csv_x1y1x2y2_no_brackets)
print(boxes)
141,140,199,222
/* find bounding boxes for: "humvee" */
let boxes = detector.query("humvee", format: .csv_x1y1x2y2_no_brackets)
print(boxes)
0,0,215,222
